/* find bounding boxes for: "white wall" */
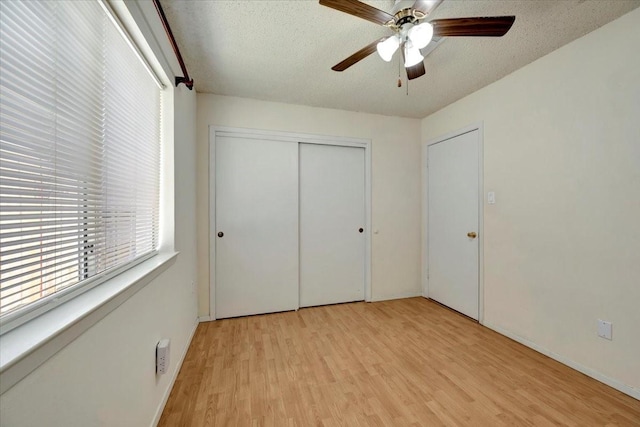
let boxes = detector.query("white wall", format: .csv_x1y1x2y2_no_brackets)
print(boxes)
422,8,640,395
196,95,423,316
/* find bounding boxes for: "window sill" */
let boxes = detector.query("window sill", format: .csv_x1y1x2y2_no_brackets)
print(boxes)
0,251,178,395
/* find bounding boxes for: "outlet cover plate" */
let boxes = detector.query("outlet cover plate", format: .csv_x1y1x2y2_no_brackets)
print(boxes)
156,338,170,374
597,319,612,340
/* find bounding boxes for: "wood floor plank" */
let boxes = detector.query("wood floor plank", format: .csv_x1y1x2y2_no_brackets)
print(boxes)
159,298,640,426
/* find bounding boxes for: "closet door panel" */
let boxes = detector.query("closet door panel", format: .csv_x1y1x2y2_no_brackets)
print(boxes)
215,136,299,318
299,143,365,307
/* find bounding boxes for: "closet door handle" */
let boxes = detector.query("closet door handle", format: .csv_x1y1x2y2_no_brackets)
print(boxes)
217,231,224,238
359,228,364,233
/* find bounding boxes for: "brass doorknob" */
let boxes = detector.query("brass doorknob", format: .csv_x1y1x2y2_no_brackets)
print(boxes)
467,232,477,238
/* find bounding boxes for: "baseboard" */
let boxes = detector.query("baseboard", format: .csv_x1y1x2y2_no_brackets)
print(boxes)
484,322,639,401
198,315,212,322
151,320,199,427
370,290,422,302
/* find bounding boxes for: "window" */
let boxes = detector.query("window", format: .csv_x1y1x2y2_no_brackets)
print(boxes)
0,0,162,330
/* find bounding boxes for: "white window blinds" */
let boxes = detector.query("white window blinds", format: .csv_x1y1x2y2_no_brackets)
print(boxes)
0,1,162,322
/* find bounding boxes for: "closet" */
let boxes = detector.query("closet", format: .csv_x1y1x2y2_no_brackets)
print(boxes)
211,129,369,319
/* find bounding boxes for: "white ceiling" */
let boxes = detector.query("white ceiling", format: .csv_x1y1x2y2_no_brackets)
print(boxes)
163,0,639,118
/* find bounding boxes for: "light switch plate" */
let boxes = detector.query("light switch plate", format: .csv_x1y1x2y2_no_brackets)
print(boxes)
488,191,496,204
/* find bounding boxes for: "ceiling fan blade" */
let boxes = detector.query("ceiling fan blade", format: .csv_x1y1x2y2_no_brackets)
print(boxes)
412,0,444,16
331,38,386,71
431,16,516,37
406,61,426,80
319,0,394,26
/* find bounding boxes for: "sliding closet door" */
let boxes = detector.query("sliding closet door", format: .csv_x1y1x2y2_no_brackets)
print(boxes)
299,143,365,307
215,136,298,318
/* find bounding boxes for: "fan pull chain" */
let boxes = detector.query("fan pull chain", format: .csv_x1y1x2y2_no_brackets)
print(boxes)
406,71,409,96
397,56,402,88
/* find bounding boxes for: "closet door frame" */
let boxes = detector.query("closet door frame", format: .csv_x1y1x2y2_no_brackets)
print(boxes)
208,126,372,320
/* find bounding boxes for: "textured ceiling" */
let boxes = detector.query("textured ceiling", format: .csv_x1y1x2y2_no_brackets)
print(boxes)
163,0,639,118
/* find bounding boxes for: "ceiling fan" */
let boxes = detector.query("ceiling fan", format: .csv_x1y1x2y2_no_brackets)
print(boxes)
319,0,516,80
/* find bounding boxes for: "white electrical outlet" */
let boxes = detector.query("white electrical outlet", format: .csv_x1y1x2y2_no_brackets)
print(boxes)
156,339,170,374
597,320,612,340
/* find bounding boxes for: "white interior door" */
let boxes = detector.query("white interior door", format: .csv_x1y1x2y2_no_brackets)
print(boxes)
299,143,365,307
215,136,299,318
428,130,480,319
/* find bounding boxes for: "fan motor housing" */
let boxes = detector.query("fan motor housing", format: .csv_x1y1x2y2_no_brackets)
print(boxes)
394,8,418,26
393,7,426,28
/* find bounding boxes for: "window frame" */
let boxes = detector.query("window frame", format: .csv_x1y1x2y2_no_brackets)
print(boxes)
0,0,178,394
0,0,164,332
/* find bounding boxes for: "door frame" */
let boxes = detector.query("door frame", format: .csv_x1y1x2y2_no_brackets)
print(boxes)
209,126,372,320
422,122,485,324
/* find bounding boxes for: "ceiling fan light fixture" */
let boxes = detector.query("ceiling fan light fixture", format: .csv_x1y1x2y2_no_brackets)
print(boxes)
404,41,424,67
408,22,434,49
376,35,400,62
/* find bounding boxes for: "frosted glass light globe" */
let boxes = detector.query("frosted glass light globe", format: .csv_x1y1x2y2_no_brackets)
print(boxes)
408,22,434,49
376,35,401,62
404,41,424,67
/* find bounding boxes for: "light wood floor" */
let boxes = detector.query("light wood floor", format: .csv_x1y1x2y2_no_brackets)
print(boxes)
159,298,640,426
